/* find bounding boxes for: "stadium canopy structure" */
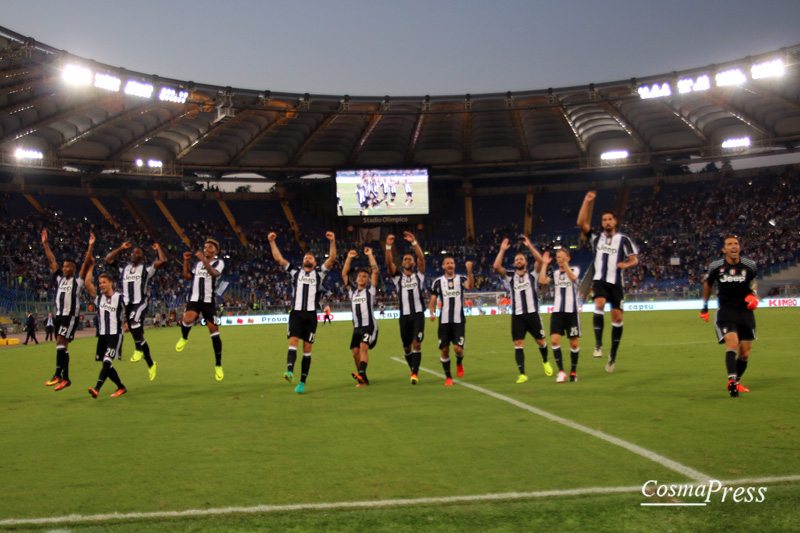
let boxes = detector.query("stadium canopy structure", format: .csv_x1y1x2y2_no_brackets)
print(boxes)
1,25,799,184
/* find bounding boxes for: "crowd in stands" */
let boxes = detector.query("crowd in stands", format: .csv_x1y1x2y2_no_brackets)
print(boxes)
2,166,799,317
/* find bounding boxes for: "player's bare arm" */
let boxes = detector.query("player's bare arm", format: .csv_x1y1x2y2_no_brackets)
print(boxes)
104,241,131,264
521,235,543,266
493,238,510,277
385,234,397,275
267,232,290,269
79,233,96,280
539,251,552,286
84,259,97,299
465,261,475,290
429,294,438,322
195,250,221,277
323,231,336,270
41,229,58,273
182,251,194,280
365,247,379,285
618,254,639,269
405,232,426,274
562,256,578,282
342,249,357,286
577,190,596,235
153,243,167,269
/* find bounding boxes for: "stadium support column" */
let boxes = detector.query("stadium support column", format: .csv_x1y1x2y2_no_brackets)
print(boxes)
217,200,248,246
464,179,475,243
23,194,44,214
524,193,534,235
89,197,119,230
154,199,192,249
281,200,307,253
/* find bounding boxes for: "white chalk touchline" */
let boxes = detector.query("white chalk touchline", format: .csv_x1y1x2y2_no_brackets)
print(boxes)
391,357,710,482
3,475,800,526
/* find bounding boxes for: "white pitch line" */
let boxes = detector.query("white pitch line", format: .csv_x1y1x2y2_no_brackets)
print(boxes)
392,357,710,482
3,475,800,526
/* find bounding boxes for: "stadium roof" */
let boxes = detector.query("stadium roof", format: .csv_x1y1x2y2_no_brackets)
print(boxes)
1,25,800,182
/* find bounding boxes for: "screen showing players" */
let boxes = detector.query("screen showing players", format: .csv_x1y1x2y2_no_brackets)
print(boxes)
335,169,429,217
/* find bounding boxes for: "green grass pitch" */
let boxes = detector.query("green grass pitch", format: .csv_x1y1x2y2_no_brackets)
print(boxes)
1,308,799,531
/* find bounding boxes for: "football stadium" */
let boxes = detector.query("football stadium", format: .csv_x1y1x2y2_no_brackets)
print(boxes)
1,16,800,532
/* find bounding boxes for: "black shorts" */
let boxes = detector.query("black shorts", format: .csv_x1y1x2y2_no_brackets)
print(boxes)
511,313,546,341
592,281,625,310
96,334,124,361
54,316,78,341
438,322,466,349
125,301,148,328
399,313,425,347
350,325,379,350
549,312,581,338
186,302,217,324
714,307,757,344
288,311,318,343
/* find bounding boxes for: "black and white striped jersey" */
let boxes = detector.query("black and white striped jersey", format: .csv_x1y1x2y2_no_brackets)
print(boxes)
53,270,85,317
286,263,329,312
391,272,426,315
503,271,541,315
116,262,157,306
348,284,377,328
431,274,467,324
587,231,638,286
96,291,125,336
552,267,580,314
188,259,225,305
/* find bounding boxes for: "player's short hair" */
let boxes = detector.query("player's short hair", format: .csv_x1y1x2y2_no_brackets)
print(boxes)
555,247,571,257
205,238,220,251
357,268,370,276
601,209,617,219
442,255,455,264
98,272,114,283
132,245,145,254
63,259,77,268
722,234,740,245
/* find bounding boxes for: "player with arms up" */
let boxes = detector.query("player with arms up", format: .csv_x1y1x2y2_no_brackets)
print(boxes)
701,235,759,397
42,230,94,391
269,231,336,393
539,249,581,383
175,239,226,381
342,247,380,387
577,191,638,373
385,232,427,384
430,257,474,385
493,235,551,383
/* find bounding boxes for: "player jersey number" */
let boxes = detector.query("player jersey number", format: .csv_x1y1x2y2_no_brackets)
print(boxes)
104,348,116,359
58,326,68,337
569,327,579,337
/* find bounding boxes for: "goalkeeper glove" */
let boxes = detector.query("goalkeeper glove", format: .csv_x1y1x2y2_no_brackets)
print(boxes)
700,304,709,322
745,294,759,310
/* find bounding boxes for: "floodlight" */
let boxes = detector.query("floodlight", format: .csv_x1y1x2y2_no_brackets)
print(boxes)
751,58,784,80
158,87,189,103
135,158,144,167
600,150,629,160
721,137,750,149
14,148,43,160
637,82,671,99
94,73,121,92
147,159,163,168
63,64,92,86
124,80,154,98
715,69,747,87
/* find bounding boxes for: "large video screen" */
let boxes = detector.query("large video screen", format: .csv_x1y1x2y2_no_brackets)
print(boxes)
335,169,429,217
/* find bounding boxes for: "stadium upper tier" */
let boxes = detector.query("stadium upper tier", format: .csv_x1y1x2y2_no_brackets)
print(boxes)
1,25,799,182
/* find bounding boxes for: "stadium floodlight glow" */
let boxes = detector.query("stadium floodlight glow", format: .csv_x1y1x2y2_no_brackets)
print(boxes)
158,87,189,104
147,159,163,168
715,68,747,87
721,136,751,149
637,82,671,99
63,64,92,86
677,74,711,94
135,158,144,167
600,150,629,160
751,58,784,79
124,80,154,98
94,73,121,92
14,148,44,160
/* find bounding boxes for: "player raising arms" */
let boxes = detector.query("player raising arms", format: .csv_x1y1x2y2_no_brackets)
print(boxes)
84,265,129,398
430,257,474,386
577,190,639,373
701,235,759,397
493,235,551,383
269,231,336,394
104,241,167,381
42,230,94,391
539,249,581,383
385,232,426,384
175,239,226,381
342,247,380,387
